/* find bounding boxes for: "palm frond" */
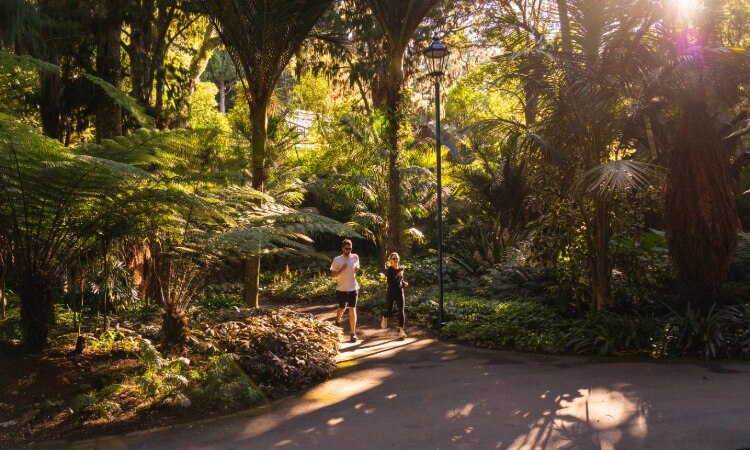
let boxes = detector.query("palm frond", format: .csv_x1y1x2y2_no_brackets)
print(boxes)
583,160,659,195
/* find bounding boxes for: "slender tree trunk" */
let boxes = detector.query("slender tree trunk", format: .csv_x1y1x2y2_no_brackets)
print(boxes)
354,76,371,116
154,47,168,128
1,258,6,319
146,240,165,305
242,100,268,308
150,1,175,127
242,257,260,308
75,261,86,354
101,238,110,330
95,18,123,141
128,0,156,106
589,195,612,311
39,71,63,141
385,53,404,253
218,79,226,113
249,100,268,190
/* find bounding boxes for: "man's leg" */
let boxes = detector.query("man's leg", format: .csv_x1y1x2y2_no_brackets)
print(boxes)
335,291,346,326
348,306,357,335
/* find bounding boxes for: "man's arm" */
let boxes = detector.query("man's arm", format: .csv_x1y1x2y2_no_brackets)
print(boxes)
330,260,345,278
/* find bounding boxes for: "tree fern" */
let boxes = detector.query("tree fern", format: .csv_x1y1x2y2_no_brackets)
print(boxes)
0,114,192,351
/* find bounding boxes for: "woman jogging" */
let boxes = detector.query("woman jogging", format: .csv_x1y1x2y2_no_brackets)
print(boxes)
380,252,408,339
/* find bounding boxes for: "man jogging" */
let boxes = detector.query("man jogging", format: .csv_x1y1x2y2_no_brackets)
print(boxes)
330,239,360,342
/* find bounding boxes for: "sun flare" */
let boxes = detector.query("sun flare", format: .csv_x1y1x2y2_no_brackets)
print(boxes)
675,0,700,17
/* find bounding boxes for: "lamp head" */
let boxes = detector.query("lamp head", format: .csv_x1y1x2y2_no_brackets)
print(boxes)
423,33,449,77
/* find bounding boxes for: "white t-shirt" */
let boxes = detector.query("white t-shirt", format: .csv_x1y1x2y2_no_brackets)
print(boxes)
330,254,360,292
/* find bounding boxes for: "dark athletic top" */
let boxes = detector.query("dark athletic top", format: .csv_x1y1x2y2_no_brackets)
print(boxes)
386,266,405,294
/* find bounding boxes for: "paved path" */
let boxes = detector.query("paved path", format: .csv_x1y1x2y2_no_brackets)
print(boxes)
62,308,750,450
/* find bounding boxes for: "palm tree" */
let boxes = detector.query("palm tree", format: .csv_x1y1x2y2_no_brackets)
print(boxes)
650,6,747,312
198,0,334,307
364,0,440,254
495,0,659,310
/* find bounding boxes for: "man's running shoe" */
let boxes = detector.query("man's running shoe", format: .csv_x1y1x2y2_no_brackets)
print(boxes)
350,334,359,343
398,329,407,339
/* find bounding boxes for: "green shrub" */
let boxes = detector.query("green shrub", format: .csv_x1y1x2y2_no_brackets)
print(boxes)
134,340,192,407
0,306,22,342
198,293,244,310
567,311,662,356
88,329,141,352
197,354,264,409
567,303,750,360
267,273,337,302
655,303,750,360
69,384,125,418
443,300,567,353
403,256,462,286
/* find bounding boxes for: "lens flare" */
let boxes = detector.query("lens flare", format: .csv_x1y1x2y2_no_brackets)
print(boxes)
675,0,700,17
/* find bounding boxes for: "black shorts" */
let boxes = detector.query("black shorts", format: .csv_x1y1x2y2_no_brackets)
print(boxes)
335,290,358,308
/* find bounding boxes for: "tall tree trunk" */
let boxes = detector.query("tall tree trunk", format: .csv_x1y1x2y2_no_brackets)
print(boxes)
665,94,739,313
1,257,6,319
39,71,63,141
19,272,53,353
589,195,612,311
384,53,404,254
556,0,573,53
218,79,226,113
186,23,222,98
128,0,156,106
95,17,123,141
154,60,167,128
242,100,268,308
101,238,110,330
149,1,175,127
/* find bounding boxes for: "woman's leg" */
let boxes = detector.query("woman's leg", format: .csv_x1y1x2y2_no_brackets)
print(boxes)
385,293,395,317
396,294,405,328
382,293,395,328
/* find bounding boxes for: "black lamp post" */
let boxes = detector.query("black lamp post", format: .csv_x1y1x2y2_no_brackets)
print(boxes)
423,33,449,330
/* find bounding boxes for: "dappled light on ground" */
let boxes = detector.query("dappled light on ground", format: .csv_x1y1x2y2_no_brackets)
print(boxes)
507,388,647,450
237,366,393,443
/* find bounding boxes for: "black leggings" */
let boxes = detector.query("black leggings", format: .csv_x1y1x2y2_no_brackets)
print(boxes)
385,291,405,327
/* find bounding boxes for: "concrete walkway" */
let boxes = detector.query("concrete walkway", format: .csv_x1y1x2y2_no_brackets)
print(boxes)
62,309,750,450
